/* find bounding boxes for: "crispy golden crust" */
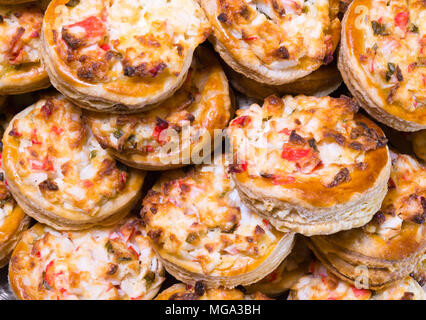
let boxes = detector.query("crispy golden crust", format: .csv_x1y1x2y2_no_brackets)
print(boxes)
413,130,426,162
309,153,426,289
339,0,426,131
0,4,50,95
227,95,391,236
142,155,295,288
155,283,272,300
41,0,211,113
85,47,233,170
288,260,425,300
2,95,145,230
225,63,342,100
200,0,341,85
9,217,165,300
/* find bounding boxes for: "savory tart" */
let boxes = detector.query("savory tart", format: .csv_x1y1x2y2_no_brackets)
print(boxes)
227,95,391,236
225,63,342,101
413,130,426,162
142,155,295,288
155,282,271,300
339,0,426,131
0,4,50,95
9,217,165,300
288,260,426,300
2,95,145,230
199,0,341,85
245,237,312,297
41,0,211,113
308,153,426,289
85,46,233,170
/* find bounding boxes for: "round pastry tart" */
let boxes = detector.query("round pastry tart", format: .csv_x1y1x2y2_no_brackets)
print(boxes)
227,95,391,236
0,4,50,95
41,0,211,113
308,153,426,289
9,217,165,300
244,237,312,297
412,130,426,162
2,95,145,230
155,282,271,300
339,0,426,131
141,155,295,288
288,260,426,300
199,0,341,85
225,63,342,101
85,46,233,170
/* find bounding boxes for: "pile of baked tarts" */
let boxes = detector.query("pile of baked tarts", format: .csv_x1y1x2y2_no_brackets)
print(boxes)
0,0,423,300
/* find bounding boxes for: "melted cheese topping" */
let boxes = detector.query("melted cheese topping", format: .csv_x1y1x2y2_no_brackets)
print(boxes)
363,153,425,240
351,0,425,111
85,47,232,163
9,218,164,300
3,96,136,215
47,0,209,89
155,283,271,300
0,5,43,79
142,155,285,276
205,0,340,71
227,95,387,190
289,260,425,300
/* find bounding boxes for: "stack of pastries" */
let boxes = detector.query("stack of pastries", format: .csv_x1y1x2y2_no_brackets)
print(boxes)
0,0,423,300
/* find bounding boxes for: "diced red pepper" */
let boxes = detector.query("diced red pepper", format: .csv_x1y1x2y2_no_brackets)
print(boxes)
351,287,370,298
100,43,110,51
51,126,64,135
279,128,292,135
145,145,154,153
228,161,248,173
243,36,259,41
152,121,169,144
41,103,53,118
44,260,55,287
30,31,40,38
8,129,22,137
67,16,106,39
394,12,409,30
31,129,42,145
30,157,54,171
82,180,93,188
231,116,251,128
281,145,311,161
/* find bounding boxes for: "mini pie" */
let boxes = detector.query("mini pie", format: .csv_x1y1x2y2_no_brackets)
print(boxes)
339,0,426,131
85,46,233,170
9,217,165,300
155,282,271,300
412,130,426,162
142,155,295,288
2,95,145,230
225,63,342,101
308,153,426,289
288,260,426,300
227,95,391,236
41,0,211,113
0,4,50,95
245,236,312,297
199,0,341,85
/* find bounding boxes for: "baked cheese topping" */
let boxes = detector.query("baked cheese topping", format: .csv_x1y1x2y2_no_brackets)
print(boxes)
227,95,387,192
48,0,209,89
3,96,134,215
85,47,232,161
363,153,425,240
289,260,425,300
0,5,44,79
208,0,340,70
9,218,164,300
142,155,285,276
155,283,271,300
351,0,425,111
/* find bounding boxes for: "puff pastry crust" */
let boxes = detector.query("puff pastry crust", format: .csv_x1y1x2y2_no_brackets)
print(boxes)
155,282,271,300
9,217,165,300
308,153,426,289
0,4,50,95
142,155,295,288
41,0,211,113
2,95,145,230
85,46,233,170
225,63,342,100
288,260,425,300
339,0,426,131
200,0,341,85
227,95,391,236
